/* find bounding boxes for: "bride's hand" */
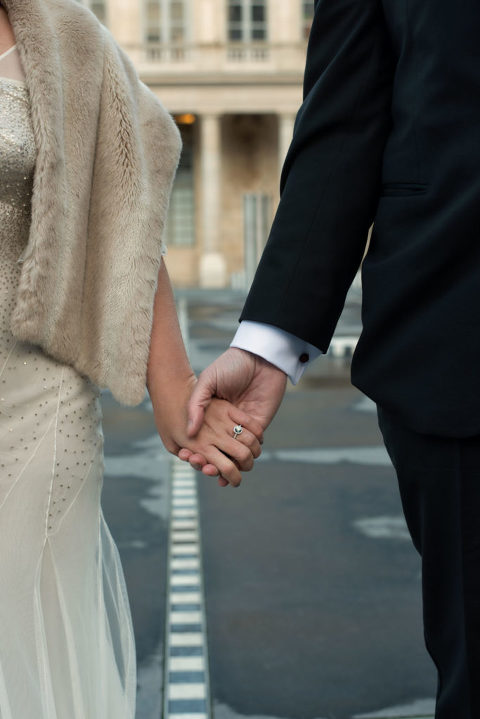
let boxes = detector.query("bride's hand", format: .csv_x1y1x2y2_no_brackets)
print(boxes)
178,399,265,488
150,375,263,487
188,398,264,487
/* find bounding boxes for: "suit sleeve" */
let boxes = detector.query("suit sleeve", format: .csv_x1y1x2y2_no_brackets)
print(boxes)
240,0,395,351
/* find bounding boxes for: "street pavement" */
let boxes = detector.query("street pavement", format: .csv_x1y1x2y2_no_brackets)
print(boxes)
100,288,436,719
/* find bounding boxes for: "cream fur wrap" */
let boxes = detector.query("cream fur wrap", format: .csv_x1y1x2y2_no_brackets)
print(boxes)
2,0,182,405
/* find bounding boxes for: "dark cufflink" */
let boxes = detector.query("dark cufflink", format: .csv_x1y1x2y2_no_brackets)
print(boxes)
299,353,309,364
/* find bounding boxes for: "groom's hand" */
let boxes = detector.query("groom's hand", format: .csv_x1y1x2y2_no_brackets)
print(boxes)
179,348,287,482
188,348,287,434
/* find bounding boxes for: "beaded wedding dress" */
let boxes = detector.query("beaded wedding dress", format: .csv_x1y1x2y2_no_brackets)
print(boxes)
0,45,136,718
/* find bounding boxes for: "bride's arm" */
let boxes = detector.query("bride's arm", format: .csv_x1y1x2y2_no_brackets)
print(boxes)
146,259,263,487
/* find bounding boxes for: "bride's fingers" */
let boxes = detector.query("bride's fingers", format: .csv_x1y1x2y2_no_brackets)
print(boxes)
200,463,221,477
178,448,193,462
185,451,209,472
215,435,255,472
187,453,218,476
178,450,227,486
203,447,243,486
227,424,262,460
227,407,264,444
180,449,225,473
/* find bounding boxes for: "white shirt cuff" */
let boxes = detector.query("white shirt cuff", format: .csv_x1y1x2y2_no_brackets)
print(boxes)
231,321,321,385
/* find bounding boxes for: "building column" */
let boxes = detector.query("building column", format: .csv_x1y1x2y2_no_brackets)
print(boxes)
199,113,227,288
278,113,296,175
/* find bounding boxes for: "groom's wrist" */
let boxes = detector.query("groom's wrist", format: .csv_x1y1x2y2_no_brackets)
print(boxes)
231,321,321,384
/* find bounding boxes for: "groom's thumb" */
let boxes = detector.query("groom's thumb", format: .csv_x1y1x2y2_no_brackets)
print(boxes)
187,371,216,437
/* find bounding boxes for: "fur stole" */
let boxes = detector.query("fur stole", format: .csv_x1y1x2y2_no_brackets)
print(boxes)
2,0,182,404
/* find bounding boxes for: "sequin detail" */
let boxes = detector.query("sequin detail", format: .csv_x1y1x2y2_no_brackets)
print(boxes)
0,79,34,269
0,77,104,534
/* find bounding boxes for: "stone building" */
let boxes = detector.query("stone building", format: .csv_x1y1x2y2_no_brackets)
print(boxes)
83,0,314,287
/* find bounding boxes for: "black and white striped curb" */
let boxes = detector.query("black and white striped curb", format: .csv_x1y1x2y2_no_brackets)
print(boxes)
163,459,211,719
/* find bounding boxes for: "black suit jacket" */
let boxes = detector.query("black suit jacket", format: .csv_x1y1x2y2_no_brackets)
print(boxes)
241,0,480,436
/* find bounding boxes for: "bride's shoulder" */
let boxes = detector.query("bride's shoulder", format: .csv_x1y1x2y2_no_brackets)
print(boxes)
46,0,105,49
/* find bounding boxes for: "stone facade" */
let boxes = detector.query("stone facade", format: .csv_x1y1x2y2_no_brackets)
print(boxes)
84,0,313,287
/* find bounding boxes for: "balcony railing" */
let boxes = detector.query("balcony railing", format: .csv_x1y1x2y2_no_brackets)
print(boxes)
145,44,191,63
226,43,270,62
124,41,307,74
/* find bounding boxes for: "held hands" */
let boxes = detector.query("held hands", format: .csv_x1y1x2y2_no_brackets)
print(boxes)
178,348,287,485
149,372,265,487
179,397,264,487
146,261,275,486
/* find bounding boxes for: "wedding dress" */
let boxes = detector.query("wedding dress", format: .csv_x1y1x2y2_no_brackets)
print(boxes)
0,44,136,718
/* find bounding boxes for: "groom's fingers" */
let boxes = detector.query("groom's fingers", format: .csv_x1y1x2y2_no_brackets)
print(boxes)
187,368,217,438
187,404,206,439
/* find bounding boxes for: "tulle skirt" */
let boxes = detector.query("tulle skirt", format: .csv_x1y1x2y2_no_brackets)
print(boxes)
0,336,136,718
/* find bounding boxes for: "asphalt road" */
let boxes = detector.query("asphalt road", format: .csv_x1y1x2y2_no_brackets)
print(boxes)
100,289,436,719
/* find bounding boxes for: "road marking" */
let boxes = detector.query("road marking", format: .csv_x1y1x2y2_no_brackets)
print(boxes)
170,611,203,624
171,558,201,570
170,633,204,647
171,593,202,604
164,460,211,719
353,515,411,541
260,445,390,466
172,532,199,543
169,684,207,700
170,575,201,587
170,657,205,671
173,545,200,555
173,498,198,507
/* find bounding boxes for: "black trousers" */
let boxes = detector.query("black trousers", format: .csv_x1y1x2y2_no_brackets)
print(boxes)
377,407,480,719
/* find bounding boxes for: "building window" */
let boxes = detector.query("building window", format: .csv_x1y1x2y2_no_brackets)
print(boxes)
145,0,188,45
228,0,267,42
302,0,314,40
165,122,195,248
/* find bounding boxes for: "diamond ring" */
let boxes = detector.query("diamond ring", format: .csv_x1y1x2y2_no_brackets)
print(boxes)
233,424,243,439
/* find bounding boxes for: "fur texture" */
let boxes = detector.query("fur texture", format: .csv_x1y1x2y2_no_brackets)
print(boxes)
2,0,182,405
